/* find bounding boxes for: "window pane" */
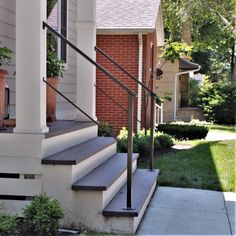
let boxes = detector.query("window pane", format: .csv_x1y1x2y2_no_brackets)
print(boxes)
61,0,67,63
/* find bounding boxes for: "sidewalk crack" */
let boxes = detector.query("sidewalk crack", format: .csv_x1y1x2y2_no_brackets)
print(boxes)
223,194,233,235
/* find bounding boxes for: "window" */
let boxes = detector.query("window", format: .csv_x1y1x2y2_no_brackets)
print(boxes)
58,0,67,63
47,0,67,63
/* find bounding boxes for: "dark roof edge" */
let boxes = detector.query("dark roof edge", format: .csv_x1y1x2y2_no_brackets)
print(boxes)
180,58,200,70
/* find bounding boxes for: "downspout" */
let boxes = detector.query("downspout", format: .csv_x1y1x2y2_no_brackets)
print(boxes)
137,33,143,132
174,66,201,121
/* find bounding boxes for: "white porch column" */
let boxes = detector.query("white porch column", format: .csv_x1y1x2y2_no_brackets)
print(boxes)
14,0,48,134
75,0,97,121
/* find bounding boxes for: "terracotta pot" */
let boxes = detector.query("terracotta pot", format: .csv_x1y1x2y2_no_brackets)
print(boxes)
0,69,9,127
46,77,59,122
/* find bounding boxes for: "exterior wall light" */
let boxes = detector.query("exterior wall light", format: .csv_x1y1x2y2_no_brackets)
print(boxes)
156,68,163,80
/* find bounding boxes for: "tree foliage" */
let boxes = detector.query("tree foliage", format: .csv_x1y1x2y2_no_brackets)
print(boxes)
162,0,236,81
47,0,57,17
189,78,201,107
161,41,192,62
198,78,236,124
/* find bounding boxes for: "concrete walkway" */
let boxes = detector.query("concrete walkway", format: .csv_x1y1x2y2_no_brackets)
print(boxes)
206,131,236,141
138,187,236,235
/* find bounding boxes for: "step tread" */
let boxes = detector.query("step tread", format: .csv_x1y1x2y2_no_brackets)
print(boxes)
72,153,139,191
103,169,159,217
42,137,116,165
45,121,95,138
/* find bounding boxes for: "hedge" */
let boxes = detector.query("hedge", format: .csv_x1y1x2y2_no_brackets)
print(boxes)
157,123,208,140
117,128,174,156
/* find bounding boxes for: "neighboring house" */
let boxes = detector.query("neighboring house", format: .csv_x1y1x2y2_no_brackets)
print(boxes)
0,0,159,234
157,57,205,122
96,0,164,133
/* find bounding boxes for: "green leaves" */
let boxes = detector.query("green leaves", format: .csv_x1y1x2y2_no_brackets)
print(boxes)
23,194,64,236
47,50,64,77
157,124,209,140
161,41,192,62
0,42,12,67
189,78,201,107
199,79,236,124
117,128,174,156
162,0,236,79
0,204,18,236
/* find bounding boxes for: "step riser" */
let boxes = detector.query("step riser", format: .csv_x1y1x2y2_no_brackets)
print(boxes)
103,160,137,208
42,125,98,157
66,173,156,234
102,178,157,234
132,178,157,233
0,200,31,217
67,161,138,232
42,143,117,190
71,143,117,182
43,160,137,231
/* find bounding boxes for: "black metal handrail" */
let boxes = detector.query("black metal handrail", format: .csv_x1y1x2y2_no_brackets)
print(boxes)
95,83,143,126
43,22,137,97
43,78,119,141
95,46,155,171
43,21,135,209
95,46,156,97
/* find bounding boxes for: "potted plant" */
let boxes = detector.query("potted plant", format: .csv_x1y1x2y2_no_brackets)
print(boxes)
46,50,64,122
0,42,12,128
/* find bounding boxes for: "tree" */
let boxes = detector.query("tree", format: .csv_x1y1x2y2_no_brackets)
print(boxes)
198,78,236,124
47,0,57,17
163,0,236,83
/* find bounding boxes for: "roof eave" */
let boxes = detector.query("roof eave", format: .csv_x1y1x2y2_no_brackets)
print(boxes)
179,58,200,70
97,27,156,34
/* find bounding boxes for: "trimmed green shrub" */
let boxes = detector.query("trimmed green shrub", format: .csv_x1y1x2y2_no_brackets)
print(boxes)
117,128,174,156
23,194,64,236
98,122,113,137
157,123,208,140
0,204,18,236
199,79,236,125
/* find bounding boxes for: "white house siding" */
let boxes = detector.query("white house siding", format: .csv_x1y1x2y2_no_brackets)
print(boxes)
0,0,77,120
57,0,77,120
0,0,16,117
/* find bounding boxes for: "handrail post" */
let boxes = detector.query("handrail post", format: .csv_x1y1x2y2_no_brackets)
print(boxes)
150,95,155,171
126,93,134,209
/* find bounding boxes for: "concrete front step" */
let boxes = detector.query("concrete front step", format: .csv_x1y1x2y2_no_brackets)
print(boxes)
42,121,98,157
70,153,140,228
42,137,116,165
101,169,159,234
42,137,117,188
72,153,139,191
39,125,159,234
69,169,159,234
103,169,159,217
45,121,95,138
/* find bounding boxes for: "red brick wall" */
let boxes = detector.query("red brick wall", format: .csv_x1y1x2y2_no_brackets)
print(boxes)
96,33,156,134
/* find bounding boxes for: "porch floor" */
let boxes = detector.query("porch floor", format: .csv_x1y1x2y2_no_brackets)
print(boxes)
0,120,95,138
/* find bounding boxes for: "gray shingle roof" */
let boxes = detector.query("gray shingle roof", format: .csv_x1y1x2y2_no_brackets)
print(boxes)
97,0,161,31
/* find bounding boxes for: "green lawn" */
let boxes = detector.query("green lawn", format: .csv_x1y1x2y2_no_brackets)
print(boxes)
205,124,236,133
149,139,235,192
